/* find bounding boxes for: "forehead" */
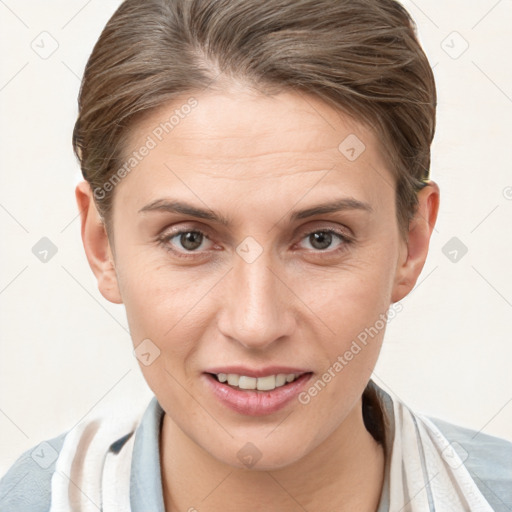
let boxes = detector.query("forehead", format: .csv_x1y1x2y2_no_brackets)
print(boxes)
129,89,382,160
115,89,394,214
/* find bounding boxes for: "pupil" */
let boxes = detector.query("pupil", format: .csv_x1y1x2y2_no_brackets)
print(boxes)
310,232,332,250
181,232,202,251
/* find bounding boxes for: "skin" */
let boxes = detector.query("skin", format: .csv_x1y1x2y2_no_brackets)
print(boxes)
76,86,439,511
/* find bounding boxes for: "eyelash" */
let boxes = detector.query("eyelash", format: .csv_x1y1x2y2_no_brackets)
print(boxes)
156,227,353,259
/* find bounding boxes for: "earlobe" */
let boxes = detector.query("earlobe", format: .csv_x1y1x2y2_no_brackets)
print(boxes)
75,180,123,305
391,181,440,303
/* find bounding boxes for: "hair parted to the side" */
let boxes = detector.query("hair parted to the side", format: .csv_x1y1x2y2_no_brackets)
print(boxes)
73,0,436,242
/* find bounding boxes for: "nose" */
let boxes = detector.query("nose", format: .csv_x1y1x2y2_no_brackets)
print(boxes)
216,249,296,351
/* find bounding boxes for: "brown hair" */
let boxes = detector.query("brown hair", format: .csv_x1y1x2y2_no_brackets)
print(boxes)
73,0,436,241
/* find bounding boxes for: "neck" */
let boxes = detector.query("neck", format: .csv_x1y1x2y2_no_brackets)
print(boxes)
159,396,385,512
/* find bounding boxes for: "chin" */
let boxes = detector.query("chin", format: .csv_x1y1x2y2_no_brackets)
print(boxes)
210,438,311,472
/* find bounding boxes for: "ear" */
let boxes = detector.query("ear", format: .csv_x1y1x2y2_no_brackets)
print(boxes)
75,180,123,304
391,180,440,303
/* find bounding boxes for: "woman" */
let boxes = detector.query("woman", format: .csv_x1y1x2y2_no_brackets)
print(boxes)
1,0,510,510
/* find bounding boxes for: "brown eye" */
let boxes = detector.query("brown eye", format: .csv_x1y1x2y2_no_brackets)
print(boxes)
158,229,213,256
179,231,204,251
298,229,352,252
309,231,333,250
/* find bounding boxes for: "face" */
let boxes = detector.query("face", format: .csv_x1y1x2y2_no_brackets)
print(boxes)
102,88,409,469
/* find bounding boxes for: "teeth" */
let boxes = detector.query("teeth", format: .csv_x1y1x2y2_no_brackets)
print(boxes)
227,374,239,386
256,375,275,391
217,373,300,390
275,374,287,387
238,376,257,389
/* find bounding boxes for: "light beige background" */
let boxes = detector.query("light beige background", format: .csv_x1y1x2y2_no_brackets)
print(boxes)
1,0,511,475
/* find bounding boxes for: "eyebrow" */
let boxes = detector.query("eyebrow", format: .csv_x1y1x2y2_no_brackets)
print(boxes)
138,197,373,225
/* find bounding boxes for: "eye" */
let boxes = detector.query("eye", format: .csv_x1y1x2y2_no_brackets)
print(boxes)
157,229,214,256
157,226,353,259
298,229,352,252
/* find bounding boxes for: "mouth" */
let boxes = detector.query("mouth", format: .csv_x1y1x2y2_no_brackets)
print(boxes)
203,370,313,416
207,372,306,391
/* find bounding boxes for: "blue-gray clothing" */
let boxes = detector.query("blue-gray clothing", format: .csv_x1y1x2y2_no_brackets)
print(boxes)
1,385,511,511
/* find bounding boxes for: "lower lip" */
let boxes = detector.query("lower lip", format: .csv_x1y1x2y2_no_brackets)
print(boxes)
203,373,312,416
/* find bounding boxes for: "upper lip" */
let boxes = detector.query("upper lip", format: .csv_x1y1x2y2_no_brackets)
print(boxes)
204,366,311,378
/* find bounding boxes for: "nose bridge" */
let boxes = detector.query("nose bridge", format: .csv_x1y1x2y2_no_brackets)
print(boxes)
218,246,294,349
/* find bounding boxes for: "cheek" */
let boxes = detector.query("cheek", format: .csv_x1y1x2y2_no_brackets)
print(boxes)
119,265,216,397
298,247,396,336
117,254,218,350
293,256,396,441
